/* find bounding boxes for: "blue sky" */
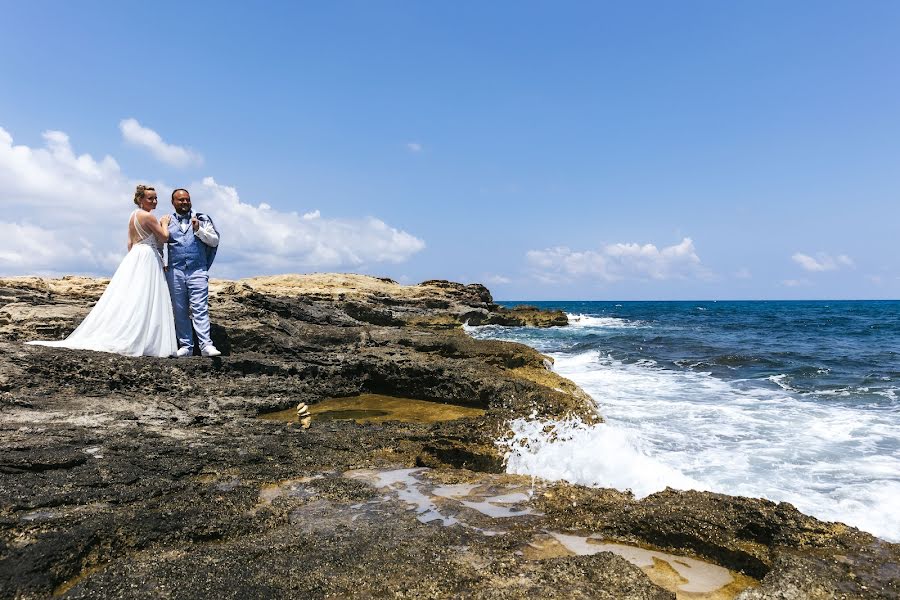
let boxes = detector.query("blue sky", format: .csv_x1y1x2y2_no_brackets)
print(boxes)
1,1,898,299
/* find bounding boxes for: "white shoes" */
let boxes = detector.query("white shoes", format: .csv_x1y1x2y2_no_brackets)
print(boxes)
201,345,222,357
175,345,222,358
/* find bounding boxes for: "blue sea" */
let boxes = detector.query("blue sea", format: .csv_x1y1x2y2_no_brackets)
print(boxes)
465,301,900,542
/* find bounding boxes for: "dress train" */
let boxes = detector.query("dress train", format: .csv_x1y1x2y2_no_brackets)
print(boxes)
28,211,178,357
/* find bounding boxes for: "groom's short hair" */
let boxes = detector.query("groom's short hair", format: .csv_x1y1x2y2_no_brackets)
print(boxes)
171,188,190,200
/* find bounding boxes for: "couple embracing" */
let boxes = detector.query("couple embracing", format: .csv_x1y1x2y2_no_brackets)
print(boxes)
30,185,221,358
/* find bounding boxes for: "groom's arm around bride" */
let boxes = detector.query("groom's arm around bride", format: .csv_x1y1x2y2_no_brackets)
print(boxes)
164,188,221,358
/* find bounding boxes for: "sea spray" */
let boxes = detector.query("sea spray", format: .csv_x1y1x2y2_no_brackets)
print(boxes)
497,416,704,498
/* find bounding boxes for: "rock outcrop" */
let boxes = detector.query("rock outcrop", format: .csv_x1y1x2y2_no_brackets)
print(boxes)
0,274,896,599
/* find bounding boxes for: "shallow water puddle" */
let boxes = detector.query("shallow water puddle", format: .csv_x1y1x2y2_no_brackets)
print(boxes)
348,468,462,527
525,532,756,599
345,468,756,599
259,394,485,424
344,468,538,534
432,483,535,519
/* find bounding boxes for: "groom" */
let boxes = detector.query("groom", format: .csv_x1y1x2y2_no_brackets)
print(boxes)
165,188,221,357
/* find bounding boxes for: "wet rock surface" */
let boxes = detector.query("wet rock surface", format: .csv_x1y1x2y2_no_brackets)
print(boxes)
0,274,896,599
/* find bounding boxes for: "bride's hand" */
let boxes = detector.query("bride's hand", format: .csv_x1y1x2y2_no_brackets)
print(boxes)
160,215,171,227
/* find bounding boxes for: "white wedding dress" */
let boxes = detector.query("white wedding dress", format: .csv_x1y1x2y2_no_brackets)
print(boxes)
28,211,178,357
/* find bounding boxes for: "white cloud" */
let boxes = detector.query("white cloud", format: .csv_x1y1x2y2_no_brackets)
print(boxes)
734,267,752,279
0,128,126,216
0,126,134,272
119,118,203,168
782,279,811,287
406,142,423,153
0,222,73,269
483,274,512,285
526,237,705,283
0,125,425,276
195,177,425,276
792,252,854,272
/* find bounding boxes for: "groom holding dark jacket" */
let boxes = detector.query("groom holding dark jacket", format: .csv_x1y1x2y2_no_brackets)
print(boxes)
164,188,221,357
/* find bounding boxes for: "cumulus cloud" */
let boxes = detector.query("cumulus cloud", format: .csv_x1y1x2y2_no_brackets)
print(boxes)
526,237,705,283
0,222,74,270
195,177,425,276
0,128,127,216
0,126,134,272
0,125,425,276
792,252,854,272
119,118,203,168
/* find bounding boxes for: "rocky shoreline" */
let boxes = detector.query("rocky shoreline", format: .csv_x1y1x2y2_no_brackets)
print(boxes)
0,274,896,599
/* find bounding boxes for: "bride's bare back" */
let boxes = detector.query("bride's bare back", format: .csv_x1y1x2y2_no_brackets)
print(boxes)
128,210,170,250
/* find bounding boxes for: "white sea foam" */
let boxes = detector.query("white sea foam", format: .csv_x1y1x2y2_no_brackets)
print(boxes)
874,387,898,401
499,417,704,498
767,374,795,391
461,322,485,334
566,314,647,328
499,349,900,542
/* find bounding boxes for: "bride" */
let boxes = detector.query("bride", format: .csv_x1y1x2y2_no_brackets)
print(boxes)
28,185,178,357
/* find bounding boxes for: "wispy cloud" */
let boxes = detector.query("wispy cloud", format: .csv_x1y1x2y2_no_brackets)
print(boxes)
734,267,752,279
782,278,811,287
406,142,423,153
0,124,425,276
526,237,706,283
792,252,854,272
483,273,512,285
119,118,203,168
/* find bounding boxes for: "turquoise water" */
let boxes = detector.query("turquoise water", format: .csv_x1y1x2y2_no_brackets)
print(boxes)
467,301,900,541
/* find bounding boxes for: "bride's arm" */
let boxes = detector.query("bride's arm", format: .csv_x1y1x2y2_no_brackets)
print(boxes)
137,212,171,243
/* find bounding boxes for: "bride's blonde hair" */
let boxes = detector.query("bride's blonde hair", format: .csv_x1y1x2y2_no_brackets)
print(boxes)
133,185,155,206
